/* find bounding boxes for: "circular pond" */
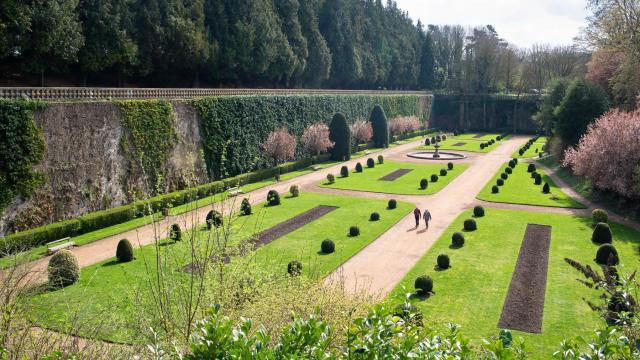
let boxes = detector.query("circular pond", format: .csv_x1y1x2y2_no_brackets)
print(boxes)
407,151,466,160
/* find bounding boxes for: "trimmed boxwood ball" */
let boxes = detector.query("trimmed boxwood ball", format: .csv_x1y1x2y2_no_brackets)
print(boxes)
388,199,397,209
170,223,182,241
480,143,486,149
367,158,375,168
370,212,380,221
326,173,335,184
442,134,447,140
436,135,442,142
431,174,439,182
440,169,447,176
287,260,302,276
378,155,384,164
355,162,363,172
206,210,223,229
492,185,499,193
241,198,252,215
267,190,281,205
420,178,428,190
329,112,351,161
513,158,518,165
592,209,609,224
452,232,465,247
370,105,389,148
425,138,431,145
340,166,349,177
501,173,508,180
595,244,619,265
290,185,300,197
473,205,485,217
527,163,536,172
497,178,504,186
116,239,134,262
505,167,512,174
349,225,360,237
464,219,477,231
508,160,516,168
542,183,550,193
534,176,542,185
592,223,613,244
530,171,538,178
321,239,335,254
414,275,433,295
447,162,454,170
48,249,80,288
437,254,450,269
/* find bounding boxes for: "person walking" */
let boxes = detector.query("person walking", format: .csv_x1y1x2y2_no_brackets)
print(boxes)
413,208,421,228
423,208,432,230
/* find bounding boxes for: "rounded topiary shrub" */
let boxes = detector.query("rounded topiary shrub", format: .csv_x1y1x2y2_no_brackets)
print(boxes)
508,160,516,168
349,226,360,237
321,239,335,254
542,183,550,194
206,210,223,229
437,254,450,269
340,166,349,177
592,209,609,224
501,173,508,180
388,199,397,209
534,176,542,185
414,275,433,295
452,232,465,247
326,173,335,184
170,223,182,241
116,239,134,262
267,190,281,206
527,163,536,173
367,158,375,168
473,206,485,217
370,212,380,221
287,260,302,276
290,185,300,197
513,158,518,165
531,171,538,179
480,143,486,149
355,162,363,172
425,138,431,146
492,185,499,193
595,244,619,265
241,198,252,215
447,162,454,170
497,178,504,186
440,169,447,176
592,223,613,244
378,155,384,164
505,167,512,174
464,219,477,231
48,249,80,288
436,135,442,142
442,134,447,140
431,174,438,182
420,178,428,190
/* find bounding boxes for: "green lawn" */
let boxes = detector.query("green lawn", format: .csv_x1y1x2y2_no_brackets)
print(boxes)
513,137,548,159
415,138,500,153
477,162,586,208
451,132,503,141
319,160,468,195
27,192,412,343
388,208,640,359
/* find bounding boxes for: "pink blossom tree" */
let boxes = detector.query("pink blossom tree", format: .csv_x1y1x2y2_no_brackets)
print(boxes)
262,127,297,165
350,120,373,144
563,108,640,199
389,116,422,135
301,123,334,155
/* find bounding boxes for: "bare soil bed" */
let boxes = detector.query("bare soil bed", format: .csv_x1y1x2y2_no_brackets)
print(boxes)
452,142,467,146
378,169,413,181
254,205,339,247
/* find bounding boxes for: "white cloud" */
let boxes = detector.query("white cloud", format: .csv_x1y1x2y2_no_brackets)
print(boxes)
395,0,589,48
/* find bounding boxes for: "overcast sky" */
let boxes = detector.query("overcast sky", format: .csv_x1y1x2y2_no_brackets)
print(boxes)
395,0,590,48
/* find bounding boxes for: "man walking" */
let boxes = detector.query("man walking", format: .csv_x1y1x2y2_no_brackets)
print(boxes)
413,208,421,228
423,208,432,230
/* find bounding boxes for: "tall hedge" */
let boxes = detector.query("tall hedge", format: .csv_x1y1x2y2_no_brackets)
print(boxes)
329,113,351,161
195,94,430,179
0,100,46,214
370,105,389,148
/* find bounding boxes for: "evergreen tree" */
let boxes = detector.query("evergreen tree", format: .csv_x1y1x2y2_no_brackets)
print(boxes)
329,113,351,161
370,105,389,148
275,0,308,86
418,24,436,89
299,0,330,87
0,0,31,60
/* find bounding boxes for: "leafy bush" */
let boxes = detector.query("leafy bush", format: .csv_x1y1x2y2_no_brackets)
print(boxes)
452,232,465,247
355,162,363,172
170,223,182,241
542,183,550,193
497,178,504,186
414,275,433,295
420,179,428,190
370,212,380,221
492,185,499,193
116,239,134,262
505,167,512,174
435,135,441,142
480,143,486,149
447,162,453,170
513,158,518,165
289,185,300,197
349,226,360,237
329,113,351,161
48,249,80,288
241,198,252,216
527,163,536,172
595,243,619,265
430,174,438,182
424,138,430,145
326,173,335,184
442,134,447,140
287,260,302,276
367,158,375,168
378,155,384,164
440,169,447,176
206,210,223,229
501,173,508,180
473,206,485,217
340,166,349,177
267,190,281,206
370,104,390,148
388,199,397,209
437,254,450,269
321,239,335,254
592,209,609,224
508,160,516,168
534,176,542,185
592,222,613,244
464,219,477,231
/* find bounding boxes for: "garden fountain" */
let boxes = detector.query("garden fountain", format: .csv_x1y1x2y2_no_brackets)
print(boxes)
406,137,466,160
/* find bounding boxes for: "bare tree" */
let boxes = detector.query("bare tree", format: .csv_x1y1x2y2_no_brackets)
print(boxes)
261,127,297,165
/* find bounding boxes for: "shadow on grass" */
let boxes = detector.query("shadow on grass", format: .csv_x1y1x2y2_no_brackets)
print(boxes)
449,244,464,250
409,291,434,301
433,265,450,272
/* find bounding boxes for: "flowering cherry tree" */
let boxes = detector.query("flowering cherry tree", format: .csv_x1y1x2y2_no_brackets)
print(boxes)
563,108,640,199
350,120,373,144
262,127,297,165
301,123,334,155
389,116,422,136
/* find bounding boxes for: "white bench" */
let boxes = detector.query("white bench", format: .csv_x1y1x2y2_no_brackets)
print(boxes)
311,165,322,171
227,187,244,197
46,237,76,254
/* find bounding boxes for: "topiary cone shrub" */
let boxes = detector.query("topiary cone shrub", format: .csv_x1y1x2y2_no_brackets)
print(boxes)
527,163,536,173
206,210,223,229
289,185,300,197
473,206,485,217
340,166,349,177
420,178,428,190
48,249,80,288
414,275,433,295
355,162,363,173
431,174,438,182
326,173,335,184
116,239,134,262
592,209,609,225
451,232,465,247
464,219,477,231
267,190,281,206
440,169,447,176
592,223,613,244
321,239,335,254
437,254,450,269
497,178,504,186
447,162,454,170
349,226,360,237
366,158,375,168
170,223,182,241
287,260,302,276
370,105,389,148
542,183,550,193
241,198,252,215
370,212,380,221
388,199,397,209
595,244,619,265
329,113,351,161
492,185,499,193
378,155,384,164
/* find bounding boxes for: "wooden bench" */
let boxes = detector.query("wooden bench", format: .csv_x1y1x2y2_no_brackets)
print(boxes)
46,237,76,254
311,165,322,171
227,187,244,197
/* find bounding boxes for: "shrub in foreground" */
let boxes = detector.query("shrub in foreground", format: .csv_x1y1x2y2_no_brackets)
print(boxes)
447,162,454,170
534,176,542,185
595,244,619,265
329,112,351,161
437,254,450,269
340,166,349,177
287,260,302,276
592,209,609,224
542,183,550,193
527,163,536,172
508,160,516,168
464,219,477,231
496,178,504,186
48,250,80,288
378,155,384,164
116,239,134,262
206,210,223,229
388,199,397,209
420,178,428,190
289,185,300,197
414,275,433,295
355,162,363,172
367,158,375,168
501,173,508,180
492,185,499,193
452,232,465,247
592,222,613,244
326,173,335,184
430,174,438,182
321,239,335,254
505,167,512,174
473,206,485,217
170,223,182,241
267,190,281,205
440,169,447,176
370,212,380,221
349,226,360,237
241,198,252,215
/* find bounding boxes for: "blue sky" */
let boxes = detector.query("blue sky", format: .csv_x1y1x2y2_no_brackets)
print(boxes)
395,0,589,48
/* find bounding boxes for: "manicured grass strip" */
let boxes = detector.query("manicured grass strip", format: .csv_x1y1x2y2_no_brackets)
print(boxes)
477,162,586,208
416,139,497,153
320,160,468,195
513,138,548,159
497,224,551,334
451,133,502,141
388,208,640,358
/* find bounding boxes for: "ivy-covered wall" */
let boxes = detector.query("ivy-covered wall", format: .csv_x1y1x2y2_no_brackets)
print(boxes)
196,94,432,179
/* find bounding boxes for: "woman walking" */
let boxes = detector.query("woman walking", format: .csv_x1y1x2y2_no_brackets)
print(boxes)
423,208,432,230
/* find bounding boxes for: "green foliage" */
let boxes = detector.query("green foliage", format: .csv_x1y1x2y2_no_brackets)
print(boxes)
452,232,465,247
431,174,439,182
0,100,46,214
492,185,499,193
117,100,176,193
437,254,450,269
378,155,384,164
414,275,433,294
115,238,133,263
340,166,349,177
592,209,609,225
592,223,613,244
370,212,380,221
528,163,536,172
321,239,335,254
206,210,223,229
366,158,375,168
533,78,569,133
287,260,302,276
464,219,477,231
497,178,504,186
169,223,181,242
267,190,281,206
388,199,397,209
447,162,453,170
506,167,513,174
420,178,428,190
370,105,389,148
473,206,485,217
48,249,80,288
440,169,447,176
289,185,300,197
355,162,363,172
543,182,551,193
329,113,351,161
349,225,360,237
241,198,252,216
326,173,335,184
595,243,619,265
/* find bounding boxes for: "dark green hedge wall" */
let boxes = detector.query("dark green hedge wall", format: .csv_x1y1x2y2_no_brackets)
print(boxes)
195,94,431,179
